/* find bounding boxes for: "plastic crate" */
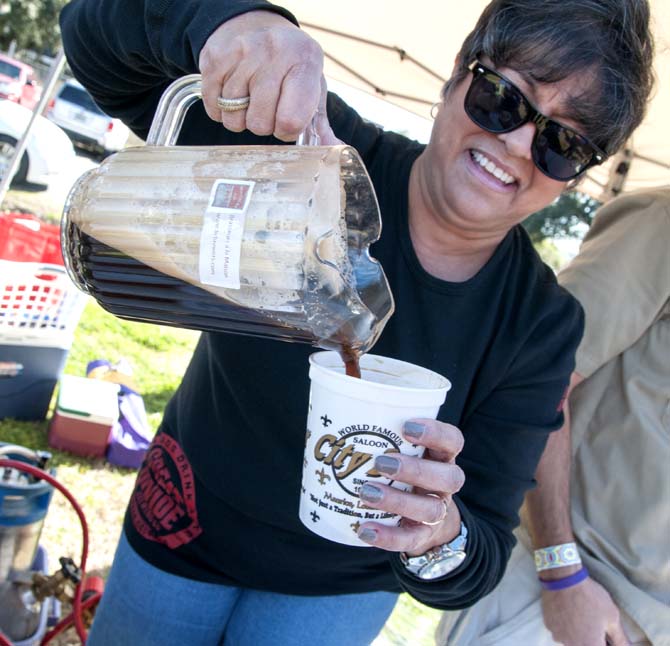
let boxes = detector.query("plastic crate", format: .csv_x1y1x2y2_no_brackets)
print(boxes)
0,341,71,420
0,261,87,420
0,260,86,340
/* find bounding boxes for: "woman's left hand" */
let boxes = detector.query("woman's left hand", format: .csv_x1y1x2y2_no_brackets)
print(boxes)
198,10,338,144
356,419,465,554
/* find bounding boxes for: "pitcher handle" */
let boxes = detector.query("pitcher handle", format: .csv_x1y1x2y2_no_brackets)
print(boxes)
147,74,319,147
146,75,203,146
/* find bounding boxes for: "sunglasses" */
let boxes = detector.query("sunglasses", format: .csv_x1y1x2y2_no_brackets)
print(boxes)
464,61,606,181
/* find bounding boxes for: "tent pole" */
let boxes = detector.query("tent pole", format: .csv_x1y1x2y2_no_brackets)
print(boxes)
0,49,67,208
601,147,634,202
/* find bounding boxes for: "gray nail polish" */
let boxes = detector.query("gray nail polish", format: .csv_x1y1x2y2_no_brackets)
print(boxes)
375,455,400,475
403,421,425,440
359,483,384,502
358,528,377,543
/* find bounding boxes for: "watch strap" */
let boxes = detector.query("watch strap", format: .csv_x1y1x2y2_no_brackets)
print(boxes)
400,522,468,579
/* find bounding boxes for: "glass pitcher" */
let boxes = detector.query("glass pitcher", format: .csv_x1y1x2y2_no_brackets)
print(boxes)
61,75,394,354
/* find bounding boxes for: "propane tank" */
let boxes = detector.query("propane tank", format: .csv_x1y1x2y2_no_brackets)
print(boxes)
0,444,54,643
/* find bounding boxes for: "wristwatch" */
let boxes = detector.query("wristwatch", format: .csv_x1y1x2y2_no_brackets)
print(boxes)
399,523,468,580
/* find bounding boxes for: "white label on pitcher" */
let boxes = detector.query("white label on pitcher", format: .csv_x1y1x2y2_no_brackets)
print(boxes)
199,179,255,289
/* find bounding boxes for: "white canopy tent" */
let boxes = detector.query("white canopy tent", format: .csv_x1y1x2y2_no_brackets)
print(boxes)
283,0,670,202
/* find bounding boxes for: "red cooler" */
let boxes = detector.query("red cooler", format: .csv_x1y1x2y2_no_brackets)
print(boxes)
49,375,119,457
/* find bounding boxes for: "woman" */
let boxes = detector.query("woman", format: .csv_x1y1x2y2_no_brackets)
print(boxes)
59,1,653,644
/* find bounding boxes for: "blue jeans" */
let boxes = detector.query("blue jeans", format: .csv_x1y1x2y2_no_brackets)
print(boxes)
87,533,398,646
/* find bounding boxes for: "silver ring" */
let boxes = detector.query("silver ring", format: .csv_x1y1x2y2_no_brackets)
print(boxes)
217,96,251,112
422,493,449,526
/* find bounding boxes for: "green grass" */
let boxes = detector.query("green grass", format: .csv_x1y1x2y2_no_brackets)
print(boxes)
377,596,442,645
64,300,199,431
0,298,199,463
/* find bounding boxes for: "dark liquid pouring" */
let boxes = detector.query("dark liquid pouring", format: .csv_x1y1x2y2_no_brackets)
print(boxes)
341,347,362,379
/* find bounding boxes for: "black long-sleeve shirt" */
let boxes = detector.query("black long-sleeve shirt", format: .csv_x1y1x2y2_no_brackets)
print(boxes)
60,0,583,609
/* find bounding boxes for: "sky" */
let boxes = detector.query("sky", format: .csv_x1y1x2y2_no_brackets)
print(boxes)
327,78,432,143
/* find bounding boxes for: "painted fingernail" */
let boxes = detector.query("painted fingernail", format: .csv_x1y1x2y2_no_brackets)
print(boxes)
375,455,400,475
358,528,378,544
359,483,384,502
403,421,425,440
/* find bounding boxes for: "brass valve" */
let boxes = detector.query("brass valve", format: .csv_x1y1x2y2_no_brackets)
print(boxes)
31,557,82,603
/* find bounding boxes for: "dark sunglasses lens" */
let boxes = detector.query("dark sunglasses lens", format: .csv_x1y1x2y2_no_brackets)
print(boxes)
465,65,600,181
533,122,595,180
465,71,529,132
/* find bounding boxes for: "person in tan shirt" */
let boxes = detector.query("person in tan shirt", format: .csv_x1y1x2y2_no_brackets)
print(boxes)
437,187,670,646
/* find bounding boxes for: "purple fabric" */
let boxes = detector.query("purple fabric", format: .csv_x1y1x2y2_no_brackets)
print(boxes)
539,566,589,591
86,359,112,374
85,358,151,469
106,390,151,469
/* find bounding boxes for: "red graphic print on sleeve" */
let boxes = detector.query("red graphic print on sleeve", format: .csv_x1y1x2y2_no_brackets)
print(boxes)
130,434,202,549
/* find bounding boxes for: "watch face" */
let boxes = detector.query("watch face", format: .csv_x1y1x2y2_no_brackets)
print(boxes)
419,551,467,580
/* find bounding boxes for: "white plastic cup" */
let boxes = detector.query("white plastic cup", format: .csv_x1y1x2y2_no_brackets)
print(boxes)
299,351,451,546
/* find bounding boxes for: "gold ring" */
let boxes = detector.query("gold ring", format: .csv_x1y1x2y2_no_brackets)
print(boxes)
217,96,251,112
422,493,449,526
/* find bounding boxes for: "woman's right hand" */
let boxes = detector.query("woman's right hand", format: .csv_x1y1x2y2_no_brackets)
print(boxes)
198,10,339,144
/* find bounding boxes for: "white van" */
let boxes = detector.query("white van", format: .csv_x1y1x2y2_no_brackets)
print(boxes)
47,79,129,157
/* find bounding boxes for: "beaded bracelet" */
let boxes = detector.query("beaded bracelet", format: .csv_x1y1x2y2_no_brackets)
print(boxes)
540,566,589,591
534,542,582,572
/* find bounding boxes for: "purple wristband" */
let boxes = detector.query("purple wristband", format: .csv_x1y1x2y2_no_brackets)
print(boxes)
540,566,589,591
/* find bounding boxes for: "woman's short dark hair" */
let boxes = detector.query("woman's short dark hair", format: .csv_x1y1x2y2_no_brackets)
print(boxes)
445,0,655,156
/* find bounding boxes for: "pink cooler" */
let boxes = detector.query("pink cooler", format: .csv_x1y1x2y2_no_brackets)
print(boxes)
48,375,119,457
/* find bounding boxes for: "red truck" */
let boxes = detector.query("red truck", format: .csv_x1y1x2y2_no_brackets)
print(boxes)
0,53,41,110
